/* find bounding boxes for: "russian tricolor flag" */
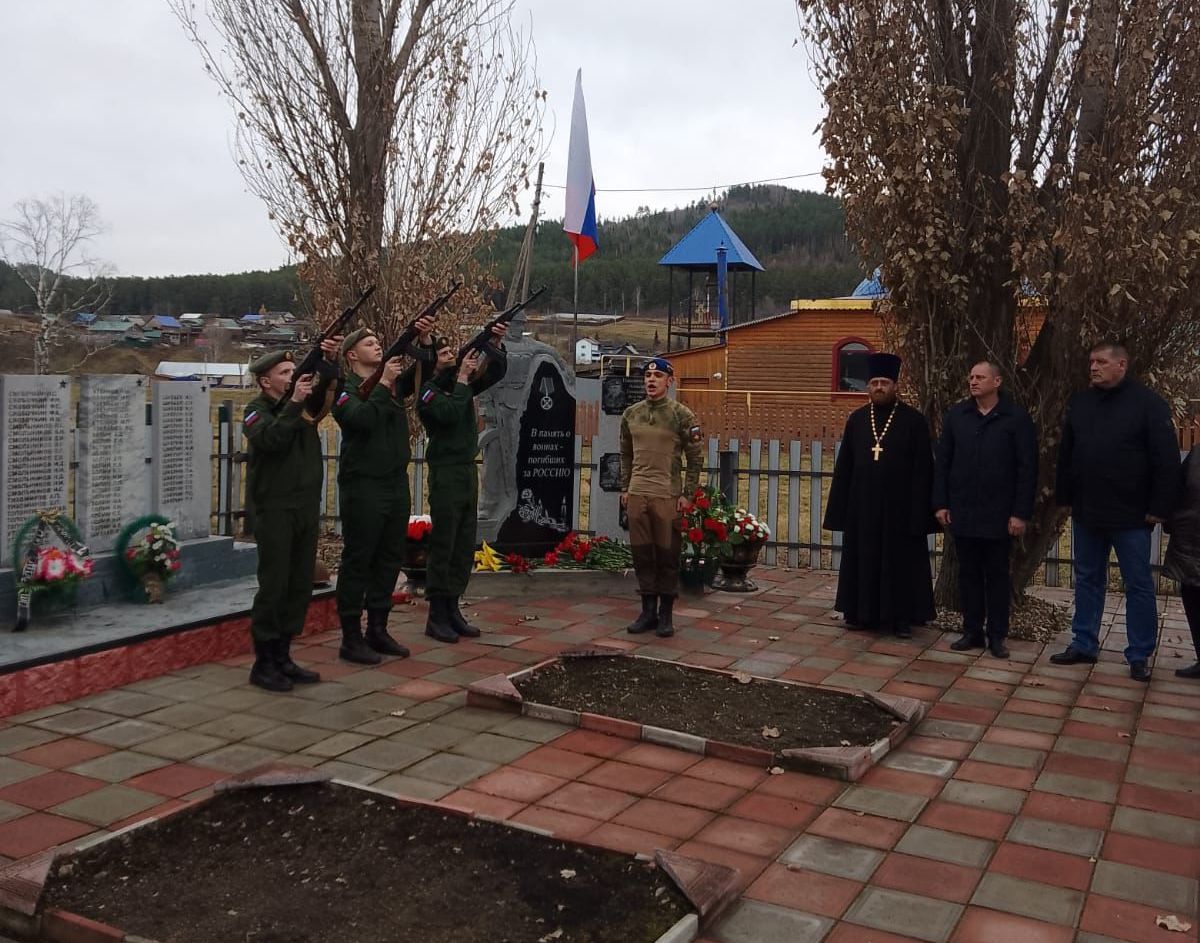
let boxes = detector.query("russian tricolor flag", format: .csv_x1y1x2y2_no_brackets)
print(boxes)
563,69,598,263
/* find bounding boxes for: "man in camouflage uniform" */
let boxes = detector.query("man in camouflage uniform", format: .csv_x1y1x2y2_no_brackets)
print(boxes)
620,356,705,638
242,341,340,692
416,324,508,643
331,318,436,664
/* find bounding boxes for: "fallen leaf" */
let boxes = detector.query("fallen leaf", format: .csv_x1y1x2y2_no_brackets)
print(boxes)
1157,915,1192,933
854,810,865,817
519,614,540,622
768,635,781,641
839,739,852,746
761,726,781,739
1101,706,1112,711
539,931,564,943
1026,680,1046,687
559,869,576,880
732,671,752,684
1117,732,1131,739
390,709,406,717
768,766,785,775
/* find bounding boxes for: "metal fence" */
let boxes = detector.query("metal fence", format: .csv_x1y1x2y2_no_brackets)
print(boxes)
211,408,1179,590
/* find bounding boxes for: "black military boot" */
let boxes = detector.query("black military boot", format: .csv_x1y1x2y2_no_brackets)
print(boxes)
365,608,410,658
339,612,382,665
249,639,293,693
656,594,676,638
447,597,481,638
626,595,659,635
424,596,459,644
275,637,321,683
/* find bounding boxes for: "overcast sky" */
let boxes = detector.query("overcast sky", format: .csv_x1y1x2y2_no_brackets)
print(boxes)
0,1,826,278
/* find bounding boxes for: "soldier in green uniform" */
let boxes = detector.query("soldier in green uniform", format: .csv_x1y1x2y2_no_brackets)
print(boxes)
619,357,705,638
243,340,341,691
331,319,436,663
416,324,508,643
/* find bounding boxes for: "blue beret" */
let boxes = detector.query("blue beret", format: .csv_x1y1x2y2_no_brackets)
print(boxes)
645,357,674,376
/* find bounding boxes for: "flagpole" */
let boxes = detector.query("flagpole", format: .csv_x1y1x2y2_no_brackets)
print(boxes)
572,245,579,358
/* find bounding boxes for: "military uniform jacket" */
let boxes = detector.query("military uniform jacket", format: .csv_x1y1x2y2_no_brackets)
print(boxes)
332,357,429,484
243,394,324,511
619,397,704,498
416,348,508,467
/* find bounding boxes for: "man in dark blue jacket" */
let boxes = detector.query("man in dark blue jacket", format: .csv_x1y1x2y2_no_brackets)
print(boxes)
1051,343,1180,682
934,362,1037,659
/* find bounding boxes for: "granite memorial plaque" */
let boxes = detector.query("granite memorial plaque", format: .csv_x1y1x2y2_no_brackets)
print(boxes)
0,375,72,566
150,380,211,540
590,358,655,540
76,375,148,552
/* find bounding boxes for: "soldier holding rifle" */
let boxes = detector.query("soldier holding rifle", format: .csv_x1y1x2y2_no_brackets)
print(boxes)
331,311,439,663
417,323,509,642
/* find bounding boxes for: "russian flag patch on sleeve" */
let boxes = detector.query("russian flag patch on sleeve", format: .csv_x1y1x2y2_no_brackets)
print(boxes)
420,388,436,404
336,392,349,406
244,410,260,427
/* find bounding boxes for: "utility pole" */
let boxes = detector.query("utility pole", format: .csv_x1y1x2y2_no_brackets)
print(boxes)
506,162,544,336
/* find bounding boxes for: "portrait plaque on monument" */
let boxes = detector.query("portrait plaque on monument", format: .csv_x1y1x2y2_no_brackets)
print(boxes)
493,360,575,556
0,375,72,566
601,372,647,416
150,380,212,540
598,452,623,493
76,375,148,552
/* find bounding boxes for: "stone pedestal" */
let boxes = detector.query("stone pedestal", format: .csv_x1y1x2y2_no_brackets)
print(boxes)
477,331,576,557
0,375,71,565
592,358,652,541
150,381,212,539
76,375,148,552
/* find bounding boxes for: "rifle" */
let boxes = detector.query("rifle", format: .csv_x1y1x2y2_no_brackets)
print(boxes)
456,285,546,365
276,285,375,410
358,280,462,399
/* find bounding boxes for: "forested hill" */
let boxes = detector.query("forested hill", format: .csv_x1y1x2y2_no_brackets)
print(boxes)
0,185,863,318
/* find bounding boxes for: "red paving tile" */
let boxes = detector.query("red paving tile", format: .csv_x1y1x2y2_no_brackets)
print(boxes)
1020,791,1113,830
386,679,459,701
1101,831,1200,879
1042,752,1126,781
439,789,526,821
919,801,1014,840
580,760,674,795
1059,720,1131,743
512,746,604,779
551,729,632,759
509,805,598,840
693,815,795,859
11,737,113,769
881,681,944,702
1128,745,1200,775
903,735,974,760
981,727,1057,750
953,759,1038,790
1076,694,1137,713
928,703,998,725
683,757,769,789
0,812,94,858
808,807,908,850
989,842,1095,891
872,852,982,902
859,766,946,797
377,658,440,678
581,822,679,856
469,767,568,804
825,925,929,943
613,798,715,839
123,764,227,798
1118,782,1200,819
727,792,819,830
951,906,1075,943
745,863,862,917
538,782,637,821
673,839,771,892
616,742,702,773
0,771,105,810
1004,698,1069,718
1138,715,1200,740
1080,894,1193,943
652,776,746,812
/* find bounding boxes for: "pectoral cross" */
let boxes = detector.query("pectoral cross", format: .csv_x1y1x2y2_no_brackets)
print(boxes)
871,443,883,462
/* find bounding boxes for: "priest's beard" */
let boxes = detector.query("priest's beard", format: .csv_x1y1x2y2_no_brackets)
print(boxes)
869,389,898,407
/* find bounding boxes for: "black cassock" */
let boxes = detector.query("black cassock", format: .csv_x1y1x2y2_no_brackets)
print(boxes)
823,401,937,629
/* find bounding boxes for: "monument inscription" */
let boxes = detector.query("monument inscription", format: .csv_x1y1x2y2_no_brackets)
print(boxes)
76,375,148,552
150,381,212,540
0,376,71,566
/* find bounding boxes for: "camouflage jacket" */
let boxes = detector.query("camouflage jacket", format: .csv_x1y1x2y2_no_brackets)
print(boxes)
619,397,704,498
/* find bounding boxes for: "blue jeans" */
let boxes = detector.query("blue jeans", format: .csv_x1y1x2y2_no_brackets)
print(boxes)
1070,522,1158,663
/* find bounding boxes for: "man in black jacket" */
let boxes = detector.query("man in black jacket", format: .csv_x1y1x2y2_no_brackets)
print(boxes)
934,361,1037,659
1051,343,1180,682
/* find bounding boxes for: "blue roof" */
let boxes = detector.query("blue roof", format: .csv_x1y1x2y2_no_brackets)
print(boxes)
154,316,183,328
851,267,886,298
241,314,263,322
658,210,764,272
74,312,97,324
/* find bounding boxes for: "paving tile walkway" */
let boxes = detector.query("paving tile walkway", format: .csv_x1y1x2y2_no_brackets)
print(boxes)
0,568,1196,943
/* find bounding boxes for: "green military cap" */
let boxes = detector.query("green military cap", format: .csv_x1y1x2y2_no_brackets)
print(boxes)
341,327,377,357
249,350,293,376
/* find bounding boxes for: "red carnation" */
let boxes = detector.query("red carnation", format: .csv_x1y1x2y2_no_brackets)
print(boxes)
543,550,559,567
695,496,710,510
688,527,704,543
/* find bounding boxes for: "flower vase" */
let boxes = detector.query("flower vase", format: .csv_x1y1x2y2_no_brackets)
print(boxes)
402,543,430,592
712,539,766,593
142,572,165,604
678,557,718,595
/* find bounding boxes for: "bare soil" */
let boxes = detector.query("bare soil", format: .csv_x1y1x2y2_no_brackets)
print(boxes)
42,782,690,943
514,656,901,752
933,594,1071,643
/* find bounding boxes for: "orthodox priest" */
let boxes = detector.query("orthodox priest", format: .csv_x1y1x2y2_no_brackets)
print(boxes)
823,353,936,638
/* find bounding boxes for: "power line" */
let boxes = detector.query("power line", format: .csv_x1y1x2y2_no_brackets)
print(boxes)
540,171,825,194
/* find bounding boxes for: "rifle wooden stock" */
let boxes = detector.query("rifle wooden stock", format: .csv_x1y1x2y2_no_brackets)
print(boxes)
358,280,463,399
